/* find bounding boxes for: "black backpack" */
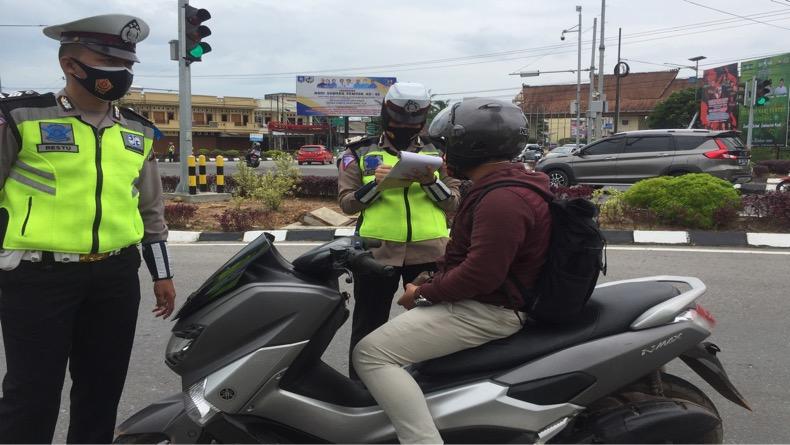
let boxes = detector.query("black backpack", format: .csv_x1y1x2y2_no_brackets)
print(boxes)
470,180,606,324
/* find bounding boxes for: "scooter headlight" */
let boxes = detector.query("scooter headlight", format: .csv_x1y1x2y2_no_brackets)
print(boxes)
184,378,219,426
165,324,204,367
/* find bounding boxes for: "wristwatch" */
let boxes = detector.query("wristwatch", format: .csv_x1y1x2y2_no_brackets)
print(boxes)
414,288,433,307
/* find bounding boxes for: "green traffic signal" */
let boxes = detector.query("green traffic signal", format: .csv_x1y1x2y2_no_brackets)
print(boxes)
189,42,211,59
756,96,768,106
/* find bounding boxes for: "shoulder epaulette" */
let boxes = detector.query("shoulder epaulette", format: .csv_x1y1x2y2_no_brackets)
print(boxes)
119,106,156,128
0,91,55,109
345,135,377,152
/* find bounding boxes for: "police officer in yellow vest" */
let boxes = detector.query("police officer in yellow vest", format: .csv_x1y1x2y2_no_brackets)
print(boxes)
338,82,460,379
0,14,176,443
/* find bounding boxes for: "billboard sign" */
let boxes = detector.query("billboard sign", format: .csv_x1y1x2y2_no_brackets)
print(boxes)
701,63,738,130
296,76,397,117
738,54,790,147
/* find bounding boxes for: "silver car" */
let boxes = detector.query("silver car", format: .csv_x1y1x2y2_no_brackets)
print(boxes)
536,129,751,187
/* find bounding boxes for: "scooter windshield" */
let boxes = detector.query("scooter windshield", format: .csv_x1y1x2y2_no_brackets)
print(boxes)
175,233,277,319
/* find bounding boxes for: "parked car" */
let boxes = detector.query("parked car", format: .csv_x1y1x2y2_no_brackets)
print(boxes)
515,144,544,162
535,129,751,187
297,145,333,165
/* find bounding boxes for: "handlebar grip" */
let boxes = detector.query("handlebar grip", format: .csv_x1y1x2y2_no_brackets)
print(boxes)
350,252,395,276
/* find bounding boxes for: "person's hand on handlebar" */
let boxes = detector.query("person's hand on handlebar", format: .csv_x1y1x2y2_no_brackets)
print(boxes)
398,283,419,310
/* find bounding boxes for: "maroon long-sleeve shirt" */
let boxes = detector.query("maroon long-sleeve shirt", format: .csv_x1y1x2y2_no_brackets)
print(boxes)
419,163,552,309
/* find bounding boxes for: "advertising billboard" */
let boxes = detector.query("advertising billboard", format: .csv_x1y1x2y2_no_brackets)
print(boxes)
296,76,397,117
738,54,790,147
701,63,738,130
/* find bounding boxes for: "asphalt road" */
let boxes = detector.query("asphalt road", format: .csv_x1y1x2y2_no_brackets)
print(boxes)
1,243,788,442
156,160,339,178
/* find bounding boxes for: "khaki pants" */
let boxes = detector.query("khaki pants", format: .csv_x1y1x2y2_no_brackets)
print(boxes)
352,299,523,444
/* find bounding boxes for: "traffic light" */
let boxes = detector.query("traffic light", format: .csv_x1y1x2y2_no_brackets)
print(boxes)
755,79,772,107
184,5,211,63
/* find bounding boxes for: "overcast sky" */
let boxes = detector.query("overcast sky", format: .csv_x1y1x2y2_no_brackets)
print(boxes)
1,0,787,101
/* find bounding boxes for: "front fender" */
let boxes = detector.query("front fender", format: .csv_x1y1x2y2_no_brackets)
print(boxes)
680,342,751,411
114,394,205,444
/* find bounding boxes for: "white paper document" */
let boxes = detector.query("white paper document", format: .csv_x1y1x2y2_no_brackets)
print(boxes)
377,151,444,190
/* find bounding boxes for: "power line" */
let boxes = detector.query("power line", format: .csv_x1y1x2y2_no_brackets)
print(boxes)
0,24,48,27
682,0,790,31
134,8,790,80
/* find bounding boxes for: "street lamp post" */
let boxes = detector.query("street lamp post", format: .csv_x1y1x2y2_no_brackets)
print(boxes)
557,6,583,148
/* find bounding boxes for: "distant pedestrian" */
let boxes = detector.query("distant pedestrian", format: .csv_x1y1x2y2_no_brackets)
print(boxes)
167,142,175,162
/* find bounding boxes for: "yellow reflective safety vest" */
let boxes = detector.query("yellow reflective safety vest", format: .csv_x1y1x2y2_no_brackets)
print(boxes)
0,93,154,254
356,142,449,242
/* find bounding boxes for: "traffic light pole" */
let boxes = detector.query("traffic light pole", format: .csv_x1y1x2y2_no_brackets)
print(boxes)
747,77,756,150
176,0,193,193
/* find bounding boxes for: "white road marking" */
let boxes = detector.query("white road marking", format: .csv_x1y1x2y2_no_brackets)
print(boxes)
170,243,790,255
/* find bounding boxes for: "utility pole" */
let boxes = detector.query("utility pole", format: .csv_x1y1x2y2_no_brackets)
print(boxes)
596,0,606,140
176,0,192,193
747,77,756,150
614,28,622,133
576,5,582,148
587,17,597,143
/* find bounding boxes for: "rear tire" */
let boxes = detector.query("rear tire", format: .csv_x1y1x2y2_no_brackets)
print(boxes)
777,180,790,192
546,169,570,187
585,372,723,444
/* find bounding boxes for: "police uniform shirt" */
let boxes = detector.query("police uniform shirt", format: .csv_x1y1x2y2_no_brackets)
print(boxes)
338,134,461,267
0,90,169,272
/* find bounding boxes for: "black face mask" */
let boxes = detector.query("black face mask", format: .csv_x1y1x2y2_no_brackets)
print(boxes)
386,127,421,150
71,58,134,102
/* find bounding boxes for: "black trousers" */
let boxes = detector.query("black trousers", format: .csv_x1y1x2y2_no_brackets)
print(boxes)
348,262,436,379
0,247,141,444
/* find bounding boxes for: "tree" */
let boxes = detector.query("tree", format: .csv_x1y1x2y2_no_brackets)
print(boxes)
647,88,699,129
427,99,449,125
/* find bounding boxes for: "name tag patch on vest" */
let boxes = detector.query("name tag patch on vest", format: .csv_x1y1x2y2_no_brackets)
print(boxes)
363,154,383,176
121,131,144,155
38,122,78,153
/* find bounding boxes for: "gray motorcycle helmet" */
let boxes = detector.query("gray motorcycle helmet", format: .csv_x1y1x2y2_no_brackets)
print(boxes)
428,98,528,170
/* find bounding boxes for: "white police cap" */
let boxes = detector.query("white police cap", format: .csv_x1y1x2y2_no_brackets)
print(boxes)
43,14,149,62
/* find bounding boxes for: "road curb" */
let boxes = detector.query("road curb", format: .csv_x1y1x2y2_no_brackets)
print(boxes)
168,229,790,248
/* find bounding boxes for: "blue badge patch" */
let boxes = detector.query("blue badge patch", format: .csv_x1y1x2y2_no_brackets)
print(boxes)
121,131,144,155
363,154,383,175
39,123,74,144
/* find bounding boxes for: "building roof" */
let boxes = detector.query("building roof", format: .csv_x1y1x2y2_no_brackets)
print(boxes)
520,70,696,115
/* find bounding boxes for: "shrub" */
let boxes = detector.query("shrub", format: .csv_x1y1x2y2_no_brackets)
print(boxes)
209,150,221,158
263,150,279,159
164,203,198,229
757,160,790,175
296,175,338,198
196,148,211,158
230,157,300,210
592,188,628,225
551,185,594,200
217,206,266,232
752,165,770,178
224,149,240,159
743,192,790,229
622,173,741,229
270,150,293,161
161,175,179,193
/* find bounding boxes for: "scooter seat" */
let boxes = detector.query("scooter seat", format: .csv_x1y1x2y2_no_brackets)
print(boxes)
416,281,680,378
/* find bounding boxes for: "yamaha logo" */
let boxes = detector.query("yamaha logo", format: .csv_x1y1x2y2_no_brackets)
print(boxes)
219,388,236,400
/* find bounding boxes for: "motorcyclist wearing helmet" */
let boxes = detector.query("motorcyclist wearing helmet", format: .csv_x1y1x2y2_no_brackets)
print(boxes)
337,82,461,379
353,98,553,444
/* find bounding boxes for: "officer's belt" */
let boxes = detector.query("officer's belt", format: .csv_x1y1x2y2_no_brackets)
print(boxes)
21,248,126,263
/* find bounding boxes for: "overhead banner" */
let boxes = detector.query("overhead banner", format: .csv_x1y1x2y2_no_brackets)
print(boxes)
738,54,790,147
700,64,738,130
296,76,397,117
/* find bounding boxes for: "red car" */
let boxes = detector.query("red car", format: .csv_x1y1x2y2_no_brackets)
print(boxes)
297,145,333,165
